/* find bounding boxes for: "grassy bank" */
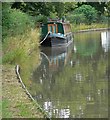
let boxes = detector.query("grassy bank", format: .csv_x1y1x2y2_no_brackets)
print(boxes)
2,4,46,118
2,27,42,84
71,23,108,32
2,65,45,118
3,28,40,64
2,28,46,118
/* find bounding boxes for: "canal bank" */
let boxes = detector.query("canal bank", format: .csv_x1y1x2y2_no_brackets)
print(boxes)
73,27,110,33
2,27,48,118
2,65,46,118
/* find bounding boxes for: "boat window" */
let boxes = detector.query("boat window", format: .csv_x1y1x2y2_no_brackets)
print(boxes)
49,26,52,32
48,24,58,33
53,25,56,33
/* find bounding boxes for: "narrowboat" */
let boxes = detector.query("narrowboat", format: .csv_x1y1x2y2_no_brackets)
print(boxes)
40,19,73,47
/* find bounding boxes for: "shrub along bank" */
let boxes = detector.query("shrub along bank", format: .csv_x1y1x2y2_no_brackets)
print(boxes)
2,3,40,64
2,4,45,118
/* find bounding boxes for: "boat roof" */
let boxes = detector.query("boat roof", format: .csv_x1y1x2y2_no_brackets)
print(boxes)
46,19,70,25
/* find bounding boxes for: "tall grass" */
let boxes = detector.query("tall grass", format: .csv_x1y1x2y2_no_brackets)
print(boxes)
3,28,41,86
3,28,40,64
2,3,42,87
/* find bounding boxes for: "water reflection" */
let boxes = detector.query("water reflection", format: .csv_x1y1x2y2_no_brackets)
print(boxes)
32,43,74,89
44,101,70,118
40,43,73,71
101,31,110,52
30,30,108,118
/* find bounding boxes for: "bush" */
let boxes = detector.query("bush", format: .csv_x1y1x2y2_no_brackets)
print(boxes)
66,5,98,25
2,3,35,41
98,15,109,23
67,13,86,24
74,5,98,24
34,15,47,23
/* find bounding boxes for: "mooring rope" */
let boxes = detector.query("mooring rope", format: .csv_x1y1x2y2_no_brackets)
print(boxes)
15,65,51,119
40,31,50,44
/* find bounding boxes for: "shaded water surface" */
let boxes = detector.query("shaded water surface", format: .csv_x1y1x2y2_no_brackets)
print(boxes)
28,30,109,118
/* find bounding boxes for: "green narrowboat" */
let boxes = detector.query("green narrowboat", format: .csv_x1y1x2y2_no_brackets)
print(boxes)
40,19,73,47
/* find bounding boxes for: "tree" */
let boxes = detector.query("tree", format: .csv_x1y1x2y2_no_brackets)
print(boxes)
77,2,107,16
11,2,53,16
64,2,77,14
73,5,98,24
106,2,110,17
2,3,33,40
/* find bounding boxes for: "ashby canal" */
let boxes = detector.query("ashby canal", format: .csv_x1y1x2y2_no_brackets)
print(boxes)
21,30,109,118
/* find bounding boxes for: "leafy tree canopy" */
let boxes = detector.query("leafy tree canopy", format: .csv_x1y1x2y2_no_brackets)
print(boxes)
71,5,98,24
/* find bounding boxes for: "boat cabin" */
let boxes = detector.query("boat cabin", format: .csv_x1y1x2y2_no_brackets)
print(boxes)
41,21,72,39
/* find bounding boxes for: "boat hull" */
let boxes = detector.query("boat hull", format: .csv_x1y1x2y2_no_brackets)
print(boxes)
41,32,73,47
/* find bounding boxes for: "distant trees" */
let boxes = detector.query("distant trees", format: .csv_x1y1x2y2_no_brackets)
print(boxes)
67,5,98,25
77,2,107,15
2,2,109,40
11,2,65,18
11,2,78,19
10,2,109,24
106,2,110,17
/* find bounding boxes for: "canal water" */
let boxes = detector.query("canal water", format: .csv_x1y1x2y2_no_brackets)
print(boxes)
27,30,109,118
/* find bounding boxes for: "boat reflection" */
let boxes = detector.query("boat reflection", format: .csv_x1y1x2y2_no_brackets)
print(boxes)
32,42,74,92
32,43,74,118
40,42,73,72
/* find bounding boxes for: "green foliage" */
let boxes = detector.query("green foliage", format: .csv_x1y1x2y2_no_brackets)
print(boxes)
73,5,98,24
67,4,99,25
64,2,77,13
53,2,65,18
9,2,109,25
2,3,35,41
67,13,86,24
106,2,110,17
11,2,65,19
98,14,108,23
34,15,47,23
49,12,57,19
